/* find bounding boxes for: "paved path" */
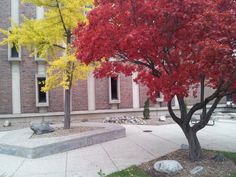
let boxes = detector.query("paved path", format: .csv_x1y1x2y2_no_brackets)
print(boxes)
0,121,235,177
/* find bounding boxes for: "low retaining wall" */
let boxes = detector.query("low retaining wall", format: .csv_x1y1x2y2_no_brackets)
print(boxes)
0,122,126,158
0,105,227,125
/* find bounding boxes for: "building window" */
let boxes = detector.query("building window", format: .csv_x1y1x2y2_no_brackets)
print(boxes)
11,44,19,58
109,76,120,104
156,92,164,102
111,77,118,99
36,75,49,107
226,94,234,107
8,42,21,61
34,49,45,61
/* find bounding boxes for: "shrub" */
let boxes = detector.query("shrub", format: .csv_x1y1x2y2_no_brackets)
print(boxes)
143,98,150,119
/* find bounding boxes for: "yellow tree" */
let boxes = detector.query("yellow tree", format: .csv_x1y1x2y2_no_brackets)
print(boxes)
0,0,94,129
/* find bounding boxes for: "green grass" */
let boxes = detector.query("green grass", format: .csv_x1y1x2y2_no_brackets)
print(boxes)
222,151,236,164
226,172,236,177
221,151,236,177
105,151,236,177
106,166,151,177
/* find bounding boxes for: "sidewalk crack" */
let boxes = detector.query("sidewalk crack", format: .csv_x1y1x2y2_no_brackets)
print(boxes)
100,144,119,171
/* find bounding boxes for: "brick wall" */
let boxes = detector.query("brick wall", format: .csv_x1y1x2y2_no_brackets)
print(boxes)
48,87,64,112
120,75,132,109
20,3,38,113
20,52,38,113
72,80,88,111
95,78,110,109
139,85,149,108
0,0,12,114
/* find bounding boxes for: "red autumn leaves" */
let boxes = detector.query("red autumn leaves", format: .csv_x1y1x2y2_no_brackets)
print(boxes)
74,0,236,101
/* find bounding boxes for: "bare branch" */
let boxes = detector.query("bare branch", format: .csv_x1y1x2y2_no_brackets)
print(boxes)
187,79,224,120
116,52,162,78
55,0,68,35
200,75,206,121
167,99,182,126
193,96,223,132
177,96,187,120
53,44,66,50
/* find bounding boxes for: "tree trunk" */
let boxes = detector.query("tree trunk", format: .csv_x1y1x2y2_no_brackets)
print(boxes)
64,88,71,129
184,128,202,161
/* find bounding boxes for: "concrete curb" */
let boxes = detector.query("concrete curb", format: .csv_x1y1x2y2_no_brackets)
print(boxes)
0,122,126,158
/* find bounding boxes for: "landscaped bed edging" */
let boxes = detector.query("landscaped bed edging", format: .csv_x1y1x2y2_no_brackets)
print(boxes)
0,122,126,158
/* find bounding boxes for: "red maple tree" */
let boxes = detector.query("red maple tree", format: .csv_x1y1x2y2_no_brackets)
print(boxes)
74,0,236,161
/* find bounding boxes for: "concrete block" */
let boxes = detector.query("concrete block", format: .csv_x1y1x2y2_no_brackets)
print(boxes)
0,123,126,158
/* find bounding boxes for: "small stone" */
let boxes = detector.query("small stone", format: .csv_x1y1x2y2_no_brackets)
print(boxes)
213,153,225,162
3,120,11,127
180,144,189,150
81,118,88,122
153,160,183,174
190,166,204,175
159,115,166,121
103,115,146,125
30,122,55,135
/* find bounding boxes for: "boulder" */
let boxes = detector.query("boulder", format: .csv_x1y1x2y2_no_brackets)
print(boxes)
3,120,11,127
30,122,55,135
190,166,204,175
159,115,166,122
213,153,225,162
153,160,183,174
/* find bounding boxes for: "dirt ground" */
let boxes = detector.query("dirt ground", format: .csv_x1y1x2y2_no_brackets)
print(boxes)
0,117,175,132
139,149,236,177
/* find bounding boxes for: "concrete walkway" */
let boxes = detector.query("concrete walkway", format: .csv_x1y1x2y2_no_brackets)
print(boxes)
0,121,235,177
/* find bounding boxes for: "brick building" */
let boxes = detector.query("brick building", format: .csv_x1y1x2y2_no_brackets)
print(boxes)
0,0,229,122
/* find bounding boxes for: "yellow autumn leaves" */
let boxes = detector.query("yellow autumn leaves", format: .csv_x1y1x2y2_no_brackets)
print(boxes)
43,54,93,91
0,0,94,92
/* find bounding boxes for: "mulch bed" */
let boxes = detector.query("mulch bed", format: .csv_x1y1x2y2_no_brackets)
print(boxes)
0,117,175,133
31,126,103,138
139,149,236,177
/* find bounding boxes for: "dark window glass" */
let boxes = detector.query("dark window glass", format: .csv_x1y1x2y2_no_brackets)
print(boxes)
111,77,118,100
11,44,19,58
226,94,232,101
156,92,161,98
37,77,47,103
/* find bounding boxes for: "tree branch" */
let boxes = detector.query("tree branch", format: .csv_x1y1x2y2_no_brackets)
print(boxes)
200,75,206,122
193,96,223,132
55,0,68,35
53,44,66,50
167,99,182,126
116,52,162,78
177,96,187,120
187,79,224,121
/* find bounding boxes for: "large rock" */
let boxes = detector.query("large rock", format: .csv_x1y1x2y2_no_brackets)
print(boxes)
30,122,55,135
159,115,166,122
153,160,183,174
213,153,225,162
3,120,11,127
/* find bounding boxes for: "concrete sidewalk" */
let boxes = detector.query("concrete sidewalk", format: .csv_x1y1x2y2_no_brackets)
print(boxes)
0,122,235,177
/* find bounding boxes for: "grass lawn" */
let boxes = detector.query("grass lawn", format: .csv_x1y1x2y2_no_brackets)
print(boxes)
223,151,236,177
106,166,151,177
106,151,236,177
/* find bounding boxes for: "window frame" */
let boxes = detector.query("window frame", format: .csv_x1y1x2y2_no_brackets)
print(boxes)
34,49,45,61
8,42,21,61
156,92,164,102
35,74,49,107
108,76,121,104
